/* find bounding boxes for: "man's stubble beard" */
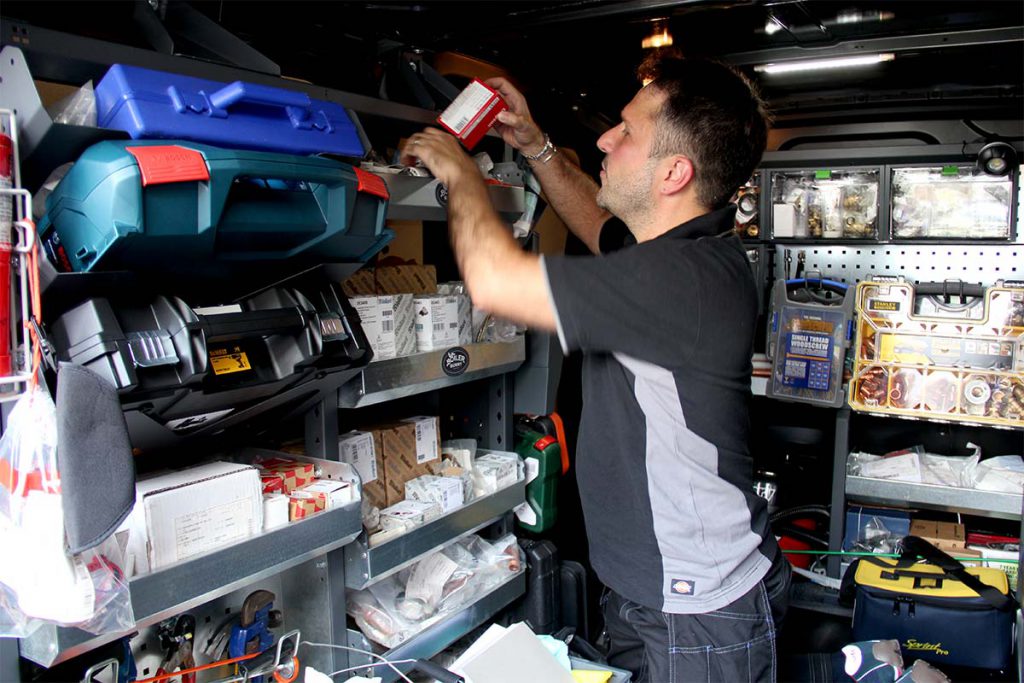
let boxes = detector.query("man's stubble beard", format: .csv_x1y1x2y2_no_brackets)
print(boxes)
596,158,658,228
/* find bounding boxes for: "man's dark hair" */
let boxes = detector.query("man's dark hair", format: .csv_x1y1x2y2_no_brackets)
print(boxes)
639,55,770,210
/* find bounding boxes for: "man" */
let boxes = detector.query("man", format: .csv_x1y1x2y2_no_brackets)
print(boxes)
401,56,790,682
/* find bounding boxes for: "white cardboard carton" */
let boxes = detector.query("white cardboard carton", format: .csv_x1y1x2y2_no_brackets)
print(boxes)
413,295,461,351
402,415,441,465
405,474,464,513
298,479,355,508
121,461,263,576
350,295,416,360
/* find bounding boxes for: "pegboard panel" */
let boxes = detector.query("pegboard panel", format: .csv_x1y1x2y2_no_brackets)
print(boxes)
129,575,284,682
771,244,1022,287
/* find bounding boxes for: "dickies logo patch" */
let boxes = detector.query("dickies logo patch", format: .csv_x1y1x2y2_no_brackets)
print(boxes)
671,579,695,595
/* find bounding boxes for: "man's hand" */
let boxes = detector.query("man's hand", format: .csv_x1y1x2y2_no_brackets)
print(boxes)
399,128,479,187
485,77,546,157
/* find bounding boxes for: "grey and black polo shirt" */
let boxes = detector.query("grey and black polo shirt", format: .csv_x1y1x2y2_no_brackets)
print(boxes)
541,205,778,614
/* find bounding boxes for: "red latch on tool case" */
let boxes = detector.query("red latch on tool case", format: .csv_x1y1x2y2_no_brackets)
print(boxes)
126,145,210,186
354,167,389,199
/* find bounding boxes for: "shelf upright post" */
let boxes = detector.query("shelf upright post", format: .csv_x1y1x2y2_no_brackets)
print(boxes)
827,407,852,579
1017,492,1023,683
301,395,346,674
0,638,18,682
305,396,341,461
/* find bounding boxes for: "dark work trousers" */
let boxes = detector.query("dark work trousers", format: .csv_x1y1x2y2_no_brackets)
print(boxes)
602,555,791,683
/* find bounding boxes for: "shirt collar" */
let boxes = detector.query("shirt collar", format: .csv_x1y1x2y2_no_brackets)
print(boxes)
659,204,738,241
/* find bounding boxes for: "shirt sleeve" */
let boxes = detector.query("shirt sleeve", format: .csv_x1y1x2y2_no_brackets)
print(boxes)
541,242,704,368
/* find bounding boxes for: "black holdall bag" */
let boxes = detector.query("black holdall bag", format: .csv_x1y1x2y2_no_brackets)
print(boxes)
841,535,1018,671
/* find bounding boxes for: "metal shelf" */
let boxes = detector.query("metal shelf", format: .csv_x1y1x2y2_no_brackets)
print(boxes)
345,479,526,589
382,173,525,222
846,476,1023,521
20,499,362,667
788,581,852,619
339,338,526,409
346,571,526,683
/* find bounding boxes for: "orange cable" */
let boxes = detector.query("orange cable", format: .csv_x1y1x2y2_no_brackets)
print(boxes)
132,652,258,683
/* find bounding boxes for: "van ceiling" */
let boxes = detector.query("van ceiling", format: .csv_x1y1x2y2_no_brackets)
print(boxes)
5,1,1022,133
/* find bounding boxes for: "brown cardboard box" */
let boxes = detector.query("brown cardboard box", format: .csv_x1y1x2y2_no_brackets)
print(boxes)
342,265,437,296
954,547,984,567
288,492,327,521
910,519,966,553
368,417,441,506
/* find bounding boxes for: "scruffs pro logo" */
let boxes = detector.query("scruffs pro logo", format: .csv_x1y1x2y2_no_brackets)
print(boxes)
670,579,695,595
904,640,949,657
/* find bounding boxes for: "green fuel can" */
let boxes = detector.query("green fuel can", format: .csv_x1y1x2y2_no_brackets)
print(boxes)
514,422,561,533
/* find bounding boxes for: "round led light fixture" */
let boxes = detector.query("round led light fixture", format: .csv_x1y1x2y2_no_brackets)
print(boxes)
977,141,1017,177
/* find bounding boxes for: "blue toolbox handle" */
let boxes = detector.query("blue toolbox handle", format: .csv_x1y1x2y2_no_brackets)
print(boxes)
209,82,310,110
167,80,331,132
785,277,848,292
208,82,330,132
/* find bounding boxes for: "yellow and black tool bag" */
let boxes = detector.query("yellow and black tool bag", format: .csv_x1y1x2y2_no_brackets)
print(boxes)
843,535,1017,671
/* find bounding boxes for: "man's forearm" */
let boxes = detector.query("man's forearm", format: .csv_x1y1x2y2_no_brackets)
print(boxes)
446,173,517,288
445,172,558,332
527,151,610,254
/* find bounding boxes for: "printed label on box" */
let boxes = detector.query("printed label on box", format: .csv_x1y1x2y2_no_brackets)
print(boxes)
340,431,378,483
414,296,461,351
172,497,253,562
439,80,497,135
410,417,439,464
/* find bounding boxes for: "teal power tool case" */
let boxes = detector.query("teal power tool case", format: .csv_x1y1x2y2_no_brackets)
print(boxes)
766,278,854,407
39,140,392,285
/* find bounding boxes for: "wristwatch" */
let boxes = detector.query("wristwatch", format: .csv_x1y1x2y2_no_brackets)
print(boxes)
522,134,558,164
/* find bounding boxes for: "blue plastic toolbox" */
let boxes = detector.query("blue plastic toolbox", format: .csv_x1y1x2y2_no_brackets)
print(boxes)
39,140,392,278
96,64,366,157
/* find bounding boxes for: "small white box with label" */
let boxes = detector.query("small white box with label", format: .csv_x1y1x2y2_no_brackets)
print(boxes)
338,430,379,486
405,475,465,514
402,415,440,465
379,500,442,532
349,295,416,361
413,295,461,351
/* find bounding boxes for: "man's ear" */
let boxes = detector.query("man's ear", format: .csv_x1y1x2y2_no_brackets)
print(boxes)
661,156,696,196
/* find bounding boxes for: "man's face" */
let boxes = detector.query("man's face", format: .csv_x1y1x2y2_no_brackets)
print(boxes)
595,85,665,222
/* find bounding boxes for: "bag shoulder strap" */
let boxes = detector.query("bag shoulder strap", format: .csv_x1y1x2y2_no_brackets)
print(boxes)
900,535,1017,611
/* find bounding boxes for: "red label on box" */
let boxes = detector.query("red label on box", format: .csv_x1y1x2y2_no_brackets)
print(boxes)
126,145,210,186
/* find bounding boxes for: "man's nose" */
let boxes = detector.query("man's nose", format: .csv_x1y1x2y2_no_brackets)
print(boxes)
597,128,615,154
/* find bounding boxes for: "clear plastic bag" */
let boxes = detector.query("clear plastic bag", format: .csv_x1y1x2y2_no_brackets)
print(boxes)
48,81,97,126
347,533,523,647
0,387,134,637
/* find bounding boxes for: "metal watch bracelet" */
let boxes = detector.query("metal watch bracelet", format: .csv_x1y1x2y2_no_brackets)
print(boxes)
522,134,558,163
